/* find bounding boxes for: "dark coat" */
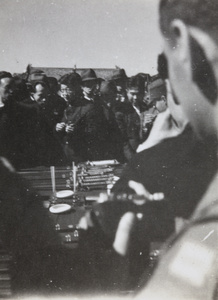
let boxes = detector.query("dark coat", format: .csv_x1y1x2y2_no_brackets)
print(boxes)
113,126,217,219
42,93,67,127
0,100,40,169
0,98,66,169
60,98,107,163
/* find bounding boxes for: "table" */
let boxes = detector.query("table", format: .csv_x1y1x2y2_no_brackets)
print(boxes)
44,191,103,248
18,162,124,247
18,164,170,253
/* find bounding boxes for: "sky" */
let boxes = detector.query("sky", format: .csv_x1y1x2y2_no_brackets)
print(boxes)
0,0,163,77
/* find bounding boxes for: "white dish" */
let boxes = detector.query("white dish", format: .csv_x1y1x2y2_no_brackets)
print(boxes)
49,203,71,214
56,190,74,198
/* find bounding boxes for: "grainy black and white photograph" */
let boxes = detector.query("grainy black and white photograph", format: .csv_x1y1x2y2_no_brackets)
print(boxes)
0,0,218,299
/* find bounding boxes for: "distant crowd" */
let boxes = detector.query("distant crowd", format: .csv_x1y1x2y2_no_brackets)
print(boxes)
0,61,167,170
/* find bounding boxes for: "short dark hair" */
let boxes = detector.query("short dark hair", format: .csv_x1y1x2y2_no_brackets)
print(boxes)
159,0,218,39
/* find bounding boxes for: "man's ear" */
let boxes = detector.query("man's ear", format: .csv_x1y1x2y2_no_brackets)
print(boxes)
189,34,217,104
168,20,218,105
167,19,190,64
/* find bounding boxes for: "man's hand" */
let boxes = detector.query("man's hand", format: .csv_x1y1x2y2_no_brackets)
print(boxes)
55,122,65,132
128,180,153,199
65,123,75,133
113,212,136,256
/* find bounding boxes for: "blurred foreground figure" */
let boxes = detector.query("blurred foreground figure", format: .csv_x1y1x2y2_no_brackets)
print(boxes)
134,0,218,299
78,0,218,298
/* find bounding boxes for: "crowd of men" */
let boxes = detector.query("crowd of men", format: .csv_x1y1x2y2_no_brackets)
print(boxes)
0,0,218,299
0,66,166,169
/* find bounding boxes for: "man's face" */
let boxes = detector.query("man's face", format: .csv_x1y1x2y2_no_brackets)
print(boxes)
127,88,143,106
33,83,48,103
163,35,215,139
60,84,72,101
82,80,97,97
0,77,14,103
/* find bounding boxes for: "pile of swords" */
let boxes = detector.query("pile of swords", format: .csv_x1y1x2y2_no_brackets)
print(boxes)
77,163,121,190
